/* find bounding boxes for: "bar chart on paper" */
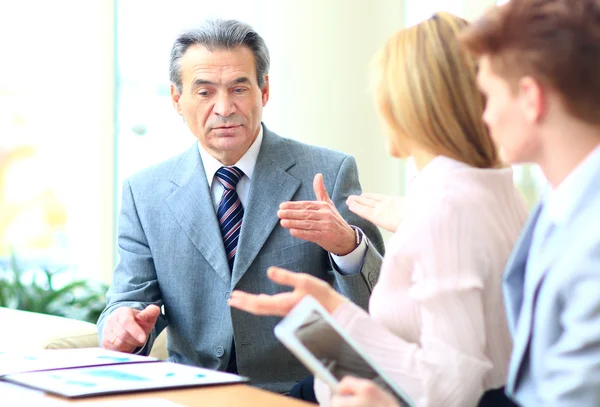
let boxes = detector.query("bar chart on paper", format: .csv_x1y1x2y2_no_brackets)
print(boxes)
1,361,248,397
0,348,157,376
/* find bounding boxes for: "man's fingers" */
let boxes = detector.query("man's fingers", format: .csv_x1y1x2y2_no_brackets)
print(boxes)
109,322,145,348
279,201,325,211
123,321,148,344
313,173,331,202
280,218,326,231
136,304,161,326
116,312,148,344
278,208,325,221
114,310,145,339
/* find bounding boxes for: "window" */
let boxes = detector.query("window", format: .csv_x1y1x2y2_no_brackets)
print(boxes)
0,1,115,281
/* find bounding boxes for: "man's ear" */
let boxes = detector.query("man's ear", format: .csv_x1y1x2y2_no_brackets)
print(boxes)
518,76,545,123
261,74,270,106
171,84,183,116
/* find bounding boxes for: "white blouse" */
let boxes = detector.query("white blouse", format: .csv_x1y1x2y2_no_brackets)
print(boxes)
316,156,529,407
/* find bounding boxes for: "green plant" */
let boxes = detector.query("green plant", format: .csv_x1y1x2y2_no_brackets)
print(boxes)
0,252,109,324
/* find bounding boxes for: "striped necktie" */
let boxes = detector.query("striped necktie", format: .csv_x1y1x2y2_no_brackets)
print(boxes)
215,166,244,271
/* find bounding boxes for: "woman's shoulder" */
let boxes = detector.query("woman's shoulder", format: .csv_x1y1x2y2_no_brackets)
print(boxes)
409,168,521,229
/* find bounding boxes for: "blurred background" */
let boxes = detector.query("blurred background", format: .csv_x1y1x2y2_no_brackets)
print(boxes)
0,0,544,316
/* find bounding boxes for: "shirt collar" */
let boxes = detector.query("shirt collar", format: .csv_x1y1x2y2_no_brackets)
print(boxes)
545,145,600,226
197,125,263,185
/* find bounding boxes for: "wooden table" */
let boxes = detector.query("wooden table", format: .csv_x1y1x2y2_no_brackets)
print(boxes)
1,382,314,406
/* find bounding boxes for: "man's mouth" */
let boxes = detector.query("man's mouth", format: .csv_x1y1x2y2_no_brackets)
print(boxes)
213,125,241,130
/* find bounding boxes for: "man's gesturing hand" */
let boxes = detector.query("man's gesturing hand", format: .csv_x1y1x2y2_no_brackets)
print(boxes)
101,304,160,353
278,173,356,255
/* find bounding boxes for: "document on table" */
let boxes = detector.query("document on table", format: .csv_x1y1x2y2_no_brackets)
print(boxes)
1,361,249,398
0,348,158,376
81,399,186,407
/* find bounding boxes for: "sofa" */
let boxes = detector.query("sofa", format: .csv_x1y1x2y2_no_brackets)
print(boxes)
0,307,167,359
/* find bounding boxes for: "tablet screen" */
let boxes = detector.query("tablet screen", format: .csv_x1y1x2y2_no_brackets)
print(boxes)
293,309,414,407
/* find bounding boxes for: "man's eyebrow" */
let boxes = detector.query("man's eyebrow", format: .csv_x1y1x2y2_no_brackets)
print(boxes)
191,77,251,89
230,77,251,85
192,79,215,88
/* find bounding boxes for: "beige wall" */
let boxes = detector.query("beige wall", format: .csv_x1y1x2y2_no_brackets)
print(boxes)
262,0,407,202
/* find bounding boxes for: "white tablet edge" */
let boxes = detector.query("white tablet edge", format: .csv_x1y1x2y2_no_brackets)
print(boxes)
275,295,416,407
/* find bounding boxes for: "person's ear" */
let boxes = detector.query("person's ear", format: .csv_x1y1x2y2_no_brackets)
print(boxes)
261,74,270,106
518,76,545,123
171,84,183,116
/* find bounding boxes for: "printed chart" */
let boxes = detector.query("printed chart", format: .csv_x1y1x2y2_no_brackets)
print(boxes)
0,348,157,376
2,361,248,397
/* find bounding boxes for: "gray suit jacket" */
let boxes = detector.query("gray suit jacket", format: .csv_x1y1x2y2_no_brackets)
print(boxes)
503,162,600,406
97,125,384,392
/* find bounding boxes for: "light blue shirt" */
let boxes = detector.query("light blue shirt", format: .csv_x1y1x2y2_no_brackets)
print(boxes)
526,146,600,291
511,145,600,404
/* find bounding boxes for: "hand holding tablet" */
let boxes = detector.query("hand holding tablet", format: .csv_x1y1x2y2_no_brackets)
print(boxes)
274,296,415,407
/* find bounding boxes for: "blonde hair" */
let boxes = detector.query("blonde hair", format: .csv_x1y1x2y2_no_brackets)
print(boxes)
373,12,500,168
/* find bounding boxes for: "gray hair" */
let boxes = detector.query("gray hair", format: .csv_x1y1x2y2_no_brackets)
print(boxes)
169,19,270,93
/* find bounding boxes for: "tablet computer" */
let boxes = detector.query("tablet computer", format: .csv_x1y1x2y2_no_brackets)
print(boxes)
275,295,416,407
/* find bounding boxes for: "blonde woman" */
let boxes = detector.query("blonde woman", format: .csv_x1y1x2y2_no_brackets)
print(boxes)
229,12,527,407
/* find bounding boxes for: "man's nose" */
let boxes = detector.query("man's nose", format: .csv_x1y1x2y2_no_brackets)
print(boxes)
213,93,236,117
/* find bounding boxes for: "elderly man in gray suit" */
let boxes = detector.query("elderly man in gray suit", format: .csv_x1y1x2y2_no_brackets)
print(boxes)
97,19,384,395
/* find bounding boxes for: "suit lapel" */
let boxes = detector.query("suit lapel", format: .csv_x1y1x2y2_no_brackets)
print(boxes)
507,199,587,392
232,128,300,287
504,203,542,393
503,202,542,334
166,145,230,284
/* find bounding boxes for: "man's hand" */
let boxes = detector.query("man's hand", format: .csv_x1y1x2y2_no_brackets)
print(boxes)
101,305,161,353
279,173,356,255
346,193,405,233
331,377,400,407
228,266,348,316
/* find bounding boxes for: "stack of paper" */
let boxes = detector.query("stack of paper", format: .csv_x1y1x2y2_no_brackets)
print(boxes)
0,348,248,398
0,348,157,376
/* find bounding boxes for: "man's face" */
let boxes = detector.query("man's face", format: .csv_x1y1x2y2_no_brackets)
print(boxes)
171,45,269,165
477,56,540,164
